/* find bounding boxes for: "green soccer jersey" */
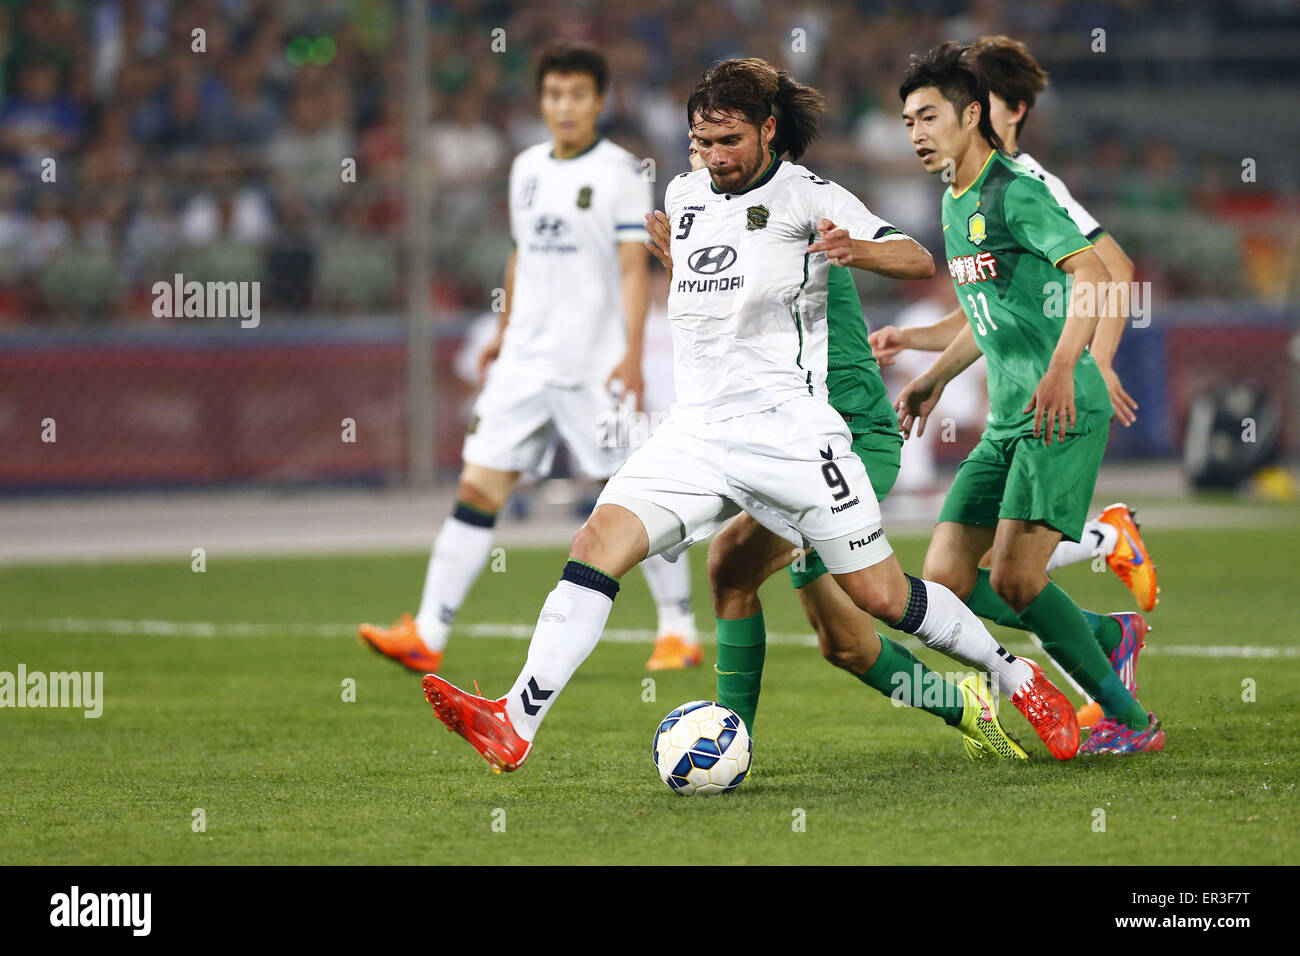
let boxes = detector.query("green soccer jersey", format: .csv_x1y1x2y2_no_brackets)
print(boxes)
942,150,1112,437
825,264,896,429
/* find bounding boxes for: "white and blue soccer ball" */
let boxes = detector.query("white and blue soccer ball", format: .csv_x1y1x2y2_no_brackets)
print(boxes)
652,701,752,795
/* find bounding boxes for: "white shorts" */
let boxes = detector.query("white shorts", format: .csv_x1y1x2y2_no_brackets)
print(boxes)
462,363,629,479
596,395,894,574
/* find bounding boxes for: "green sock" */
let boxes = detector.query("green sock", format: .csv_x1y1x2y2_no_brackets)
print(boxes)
965,568,1030,629
1082,609,1123,656
1019,583,1148,730
968,569,1121,655
715,612,766,735
859,634,963,726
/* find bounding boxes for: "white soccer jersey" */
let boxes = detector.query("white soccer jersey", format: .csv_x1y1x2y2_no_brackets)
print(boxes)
504,137,651,385
663,155,905,422
1010,151,1104,241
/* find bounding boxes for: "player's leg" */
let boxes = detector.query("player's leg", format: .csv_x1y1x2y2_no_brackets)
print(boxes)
970,528,1147,714
422,501,654,771
989,519,1154,729
798,570,1025,759
418,463,519,638
707,512,801,734
989,428,1163,754
1046,502,1160,611
823,551,1073,758
640,550,700,669
922,519,996,601
422,416,737,771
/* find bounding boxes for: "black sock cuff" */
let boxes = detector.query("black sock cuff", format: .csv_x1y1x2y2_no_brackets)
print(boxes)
453,500,497,528
891,574,929,634
561,560,621,600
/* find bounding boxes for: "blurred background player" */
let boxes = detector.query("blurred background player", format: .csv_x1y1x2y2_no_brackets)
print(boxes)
896,42,1163,754
359,44,699,674
874,36,1159,726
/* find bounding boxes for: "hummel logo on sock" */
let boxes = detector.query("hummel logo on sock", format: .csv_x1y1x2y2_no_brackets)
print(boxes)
519,677,554,716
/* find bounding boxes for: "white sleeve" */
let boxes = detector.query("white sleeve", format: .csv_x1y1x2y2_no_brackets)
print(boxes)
664,173,688,221
507,153,521,246
1038,167,1103,240
806,176,908,242
613,154,652,243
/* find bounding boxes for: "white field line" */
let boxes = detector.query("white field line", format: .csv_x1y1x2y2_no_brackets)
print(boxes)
2,617,1298,659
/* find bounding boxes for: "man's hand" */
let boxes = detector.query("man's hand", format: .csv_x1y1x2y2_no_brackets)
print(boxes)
478,330,504,384
606,352,645,412
895,374,945,439
1024,363,1077,444
644,211,672,272
806,217,854,266
1098,363,1138,427
868,325,906,367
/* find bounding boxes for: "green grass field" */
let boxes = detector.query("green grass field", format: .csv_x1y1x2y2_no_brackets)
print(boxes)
2,521,1297,865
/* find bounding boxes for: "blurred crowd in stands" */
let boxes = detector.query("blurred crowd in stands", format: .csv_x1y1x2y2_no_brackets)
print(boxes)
0,0,1294,325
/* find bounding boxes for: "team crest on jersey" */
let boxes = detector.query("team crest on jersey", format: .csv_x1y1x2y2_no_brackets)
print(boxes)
746,204,770,231
576,185,592,209
966,211,987,246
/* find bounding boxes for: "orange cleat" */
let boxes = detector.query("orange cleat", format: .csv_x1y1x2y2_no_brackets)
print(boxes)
1097,503,1159,612
358,614,443,673
1010,658,1080,760
1076,701,1103,729
645,634,703,671
422,674,532,772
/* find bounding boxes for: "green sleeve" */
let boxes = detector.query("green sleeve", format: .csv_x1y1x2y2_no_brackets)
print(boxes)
1002,176,1093,268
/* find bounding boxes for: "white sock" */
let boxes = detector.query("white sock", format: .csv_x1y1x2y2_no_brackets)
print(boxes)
639,551,697,643
505,580,614,741
414,514,496,651
1046,519,1117,572
908,578,1033,697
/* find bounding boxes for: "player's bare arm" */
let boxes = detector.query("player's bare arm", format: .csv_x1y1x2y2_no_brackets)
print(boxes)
479,249,517,381
1087,234,1139,426
806,217,934,278
1024,247,1111,444
896,322,983,439
869,307,966,366
607,241,649,409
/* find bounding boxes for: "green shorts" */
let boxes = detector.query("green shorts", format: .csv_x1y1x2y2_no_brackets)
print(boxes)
788,419,902,589
936,425,1109,542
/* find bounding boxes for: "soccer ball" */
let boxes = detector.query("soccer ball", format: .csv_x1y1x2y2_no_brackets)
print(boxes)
652,701,752,795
